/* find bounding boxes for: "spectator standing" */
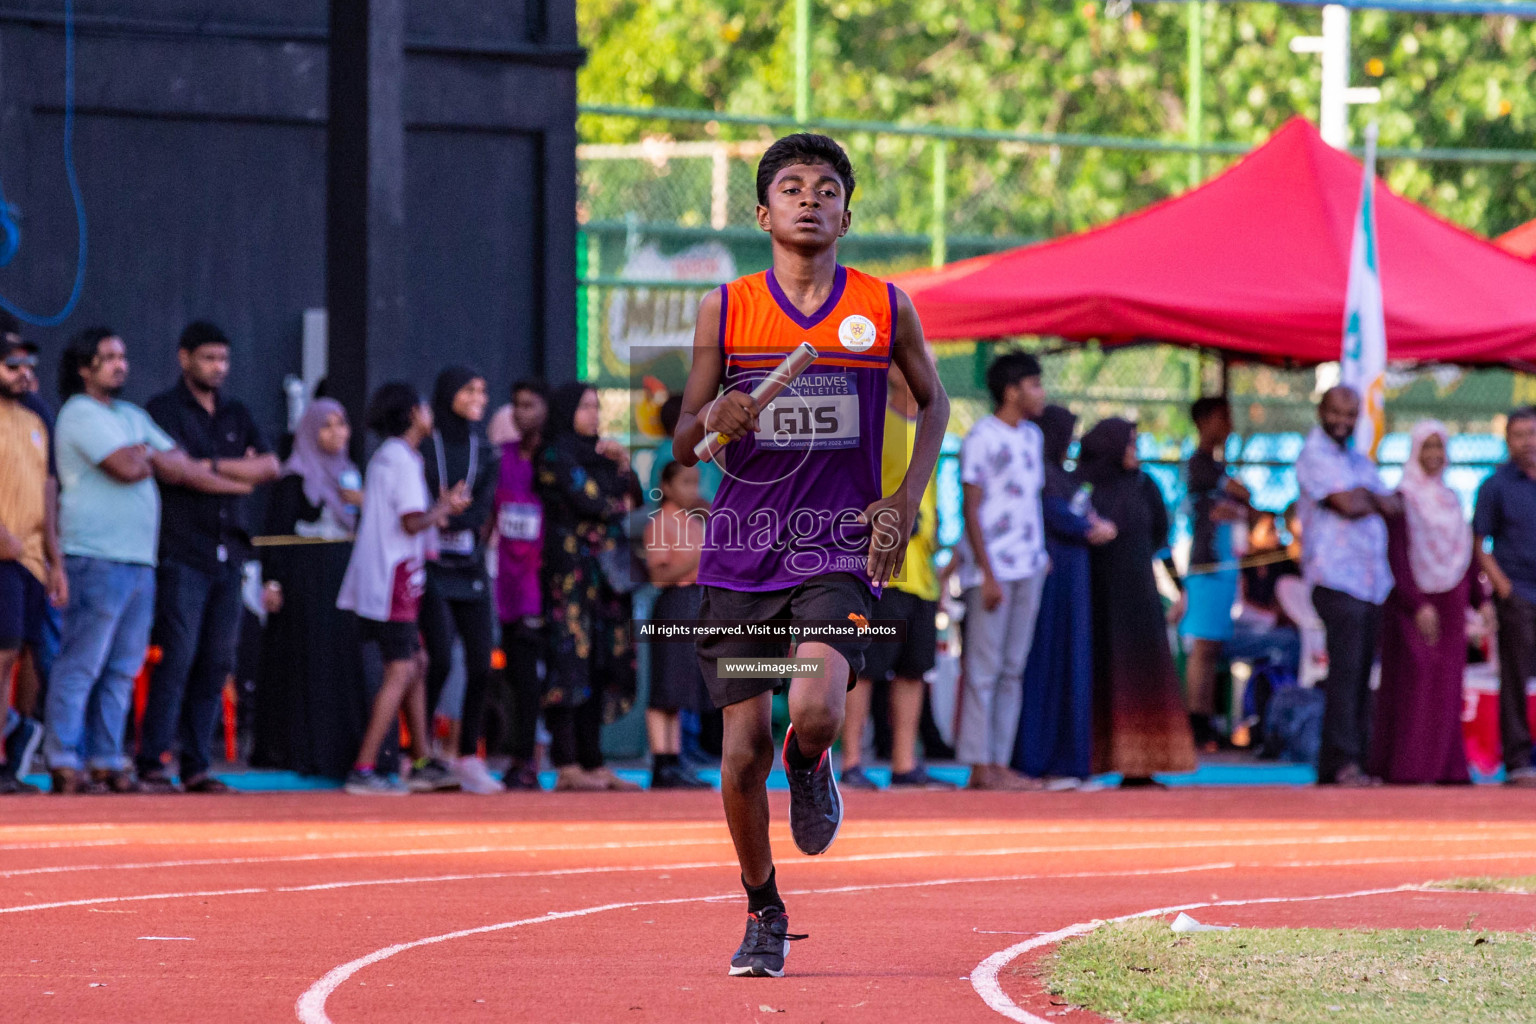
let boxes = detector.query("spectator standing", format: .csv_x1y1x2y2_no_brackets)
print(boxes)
957,352,1049,791
137,322,280,793
338,382,468,795
0,326,64,793
1011,405,1116,788
842,361,955,791
266,397,360,540
1078,418,1197,785
253,398,366,778
1371,420,1480,785
642,461,710,789
1473,405,1536,788
535,383,639,792
11,342,64,735
420,367,502,793
46,328,249,794
494,380,549,791
1179,397,1251,750
1295,386,1398,787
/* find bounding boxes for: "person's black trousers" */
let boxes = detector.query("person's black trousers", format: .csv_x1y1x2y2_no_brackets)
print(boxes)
1495,593,1536,774
139,559,244,780
419,575,495,758
500,618,544,763
1311,585,1382,783
546,698,603,771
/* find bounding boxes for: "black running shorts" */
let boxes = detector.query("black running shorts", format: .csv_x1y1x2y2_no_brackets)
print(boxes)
696,573,874,709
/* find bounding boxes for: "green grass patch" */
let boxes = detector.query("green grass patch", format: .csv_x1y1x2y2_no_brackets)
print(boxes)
1044,919,1536,1023
1432,876,1536,894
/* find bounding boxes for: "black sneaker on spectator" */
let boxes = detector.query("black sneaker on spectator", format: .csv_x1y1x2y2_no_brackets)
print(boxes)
728,905,806,977
91,769,144,794
407,758,460,793
4,716,43,778
838,764,878,791
502,760,542,791
651,762,711,790
345,768,408,796
138,771,183,794
49,768,106,795
887,767,958,791
183,773,231,794
782,724,843,856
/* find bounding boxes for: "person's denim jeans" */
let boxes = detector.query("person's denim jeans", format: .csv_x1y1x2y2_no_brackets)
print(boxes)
43,557,156,772
137,559,244,780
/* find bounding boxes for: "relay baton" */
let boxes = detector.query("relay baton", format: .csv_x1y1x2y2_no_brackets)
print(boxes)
693,341,819,463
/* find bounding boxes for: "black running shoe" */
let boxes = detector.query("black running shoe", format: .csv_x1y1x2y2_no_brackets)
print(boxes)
782,725,843,856
728,905,806,977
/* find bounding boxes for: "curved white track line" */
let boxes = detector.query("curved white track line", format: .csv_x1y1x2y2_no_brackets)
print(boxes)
11,828,1536,880
290,864,1230,1024
969,884,1500,1023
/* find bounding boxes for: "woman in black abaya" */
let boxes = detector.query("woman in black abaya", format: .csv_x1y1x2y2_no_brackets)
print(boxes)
1077,418,1197,783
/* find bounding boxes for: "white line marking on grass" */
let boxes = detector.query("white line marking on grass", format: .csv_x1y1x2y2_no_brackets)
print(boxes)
11,829,1536,880
968,884,1513,1023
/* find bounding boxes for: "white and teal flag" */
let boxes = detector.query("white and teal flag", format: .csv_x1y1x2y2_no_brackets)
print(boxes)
1340,122,1387,459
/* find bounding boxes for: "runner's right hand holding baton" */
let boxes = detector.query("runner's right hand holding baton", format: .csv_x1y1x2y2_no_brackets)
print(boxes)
694,342,819,463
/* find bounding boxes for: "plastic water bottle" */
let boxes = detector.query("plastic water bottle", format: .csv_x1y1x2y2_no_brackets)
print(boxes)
340,468,362,518
1069,482,1094,518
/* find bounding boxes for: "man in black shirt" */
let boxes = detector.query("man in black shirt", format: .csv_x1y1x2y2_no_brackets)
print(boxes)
139,322,280,792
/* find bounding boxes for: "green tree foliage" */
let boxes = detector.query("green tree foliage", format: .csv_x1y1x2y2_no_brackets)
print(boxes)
578,0,1536,244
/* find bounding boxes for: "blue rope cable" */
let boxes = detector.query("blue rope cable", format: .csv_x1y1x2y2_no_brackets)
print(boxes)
0,0,86,327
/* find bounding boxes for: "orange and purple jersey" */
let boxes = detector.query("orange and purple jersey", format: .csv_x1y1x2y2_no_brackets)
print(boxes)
698,264,895,592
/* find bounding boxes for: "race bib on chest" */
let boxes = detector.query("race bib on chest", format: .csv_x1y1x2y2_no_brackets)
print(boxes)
498,502,542,542
755,373,861,451
439,529,476,556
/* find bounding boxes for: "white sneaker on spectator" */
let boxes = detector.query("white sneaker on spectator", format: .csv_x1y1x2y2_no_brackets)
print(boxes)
456,756,506,794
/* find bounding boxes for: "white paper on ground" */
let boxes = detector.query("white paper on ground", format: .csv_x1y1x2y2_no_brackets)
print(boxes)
1170,912,1233,933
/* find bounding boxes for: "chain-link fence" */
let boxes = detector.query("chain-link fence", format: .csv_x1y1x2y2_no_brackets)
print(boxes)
578,109,1535,554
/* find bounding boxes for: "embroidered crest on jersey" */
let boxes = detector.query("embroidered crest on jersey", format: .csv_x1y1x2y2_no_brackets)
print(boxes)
837,314,877,353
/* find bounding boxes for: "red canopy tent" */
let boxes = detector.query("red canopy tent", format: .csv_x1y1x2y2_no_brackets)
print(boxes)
1495,217,1536,262
891,117,1536,366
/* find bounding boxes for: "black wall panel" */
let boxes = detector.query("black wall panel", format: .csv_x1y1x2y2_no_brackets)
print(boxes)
0,0,579,444
401,128,541,394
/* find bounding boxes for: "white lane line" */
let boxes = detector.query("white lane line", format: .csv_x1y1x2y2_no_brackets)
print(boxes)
9,847,1536,918
0,888,267,914
970,884,1506,1023
11,828,1536,880
1,818,1473,853
138,936,195,941
0,862,1233,916
289,863,1235,1024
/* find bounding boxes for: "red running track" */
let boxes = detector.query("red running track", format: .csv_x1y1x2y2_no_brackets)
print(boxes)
2,787,1534,1023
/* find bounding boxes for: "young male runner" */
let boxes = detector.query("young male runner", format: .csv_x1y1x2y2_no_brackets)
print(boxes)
674,133,949,978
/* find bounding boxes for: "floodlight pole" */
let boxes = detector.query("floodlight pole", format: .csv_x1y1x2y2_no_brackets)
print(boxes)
1291,4,1380,148
794,0,810,123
